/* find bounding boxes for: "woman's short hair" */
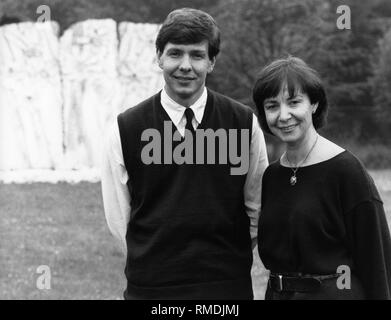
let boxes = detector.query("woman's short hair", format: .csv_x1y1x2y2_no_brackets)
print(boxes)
252,56,328,135
155,8,220,60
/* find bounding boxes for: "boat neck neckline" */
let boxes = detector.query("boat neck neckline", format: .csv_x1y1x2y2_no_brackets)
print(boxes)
278,150,347,169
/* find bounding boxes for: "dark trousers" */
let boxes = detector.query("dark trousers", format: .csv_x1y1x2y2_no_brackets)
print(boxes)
124,277,254,300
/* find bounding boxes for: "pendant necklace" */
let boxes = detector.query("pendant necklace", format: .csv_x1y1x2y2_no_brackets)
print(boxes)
285,134,319,186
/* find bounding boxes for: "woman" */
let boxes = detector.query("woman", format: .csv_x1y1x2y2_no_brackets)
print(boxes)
253,56,391,300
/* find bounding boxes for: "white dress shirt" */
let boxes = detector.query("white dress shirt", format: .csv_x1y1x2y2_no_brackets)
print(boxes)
101,87,269,255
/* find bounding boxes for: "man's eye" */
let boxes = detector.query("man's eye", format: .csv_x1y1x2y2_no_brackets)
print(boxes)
290,100,300,105
193,54,205,59
169,51,180,57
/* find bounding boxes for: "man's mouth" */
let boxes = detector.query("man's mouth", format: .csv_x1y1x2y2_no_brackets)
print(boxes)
174,76,196,81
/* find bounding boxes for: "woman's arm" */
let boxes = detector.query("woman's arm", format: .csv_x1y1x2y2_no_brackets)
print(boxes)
345,199,391,299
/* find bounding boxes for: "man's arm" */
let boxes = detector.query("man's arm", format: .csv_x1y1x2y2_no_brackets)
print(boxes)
244,114,269,250
101,121,131,256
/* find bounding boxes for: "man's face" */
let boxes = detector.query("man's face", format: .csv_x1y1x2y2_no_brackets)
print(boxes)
157,41,215,107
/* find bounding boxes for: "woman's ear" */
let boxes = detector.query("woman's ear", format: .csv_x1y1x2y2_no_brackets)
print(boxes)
312,102,319,114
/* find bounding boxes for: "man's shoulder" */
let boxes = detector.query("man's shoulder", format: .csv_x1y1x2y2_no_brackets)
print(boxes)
208,89,254,115
117,91,161,135
119,91,160,120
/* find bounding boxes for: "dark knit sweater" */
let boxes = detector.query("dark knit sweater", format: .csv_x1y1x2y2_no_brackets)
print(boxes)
259,150,391,299
117,89,254,299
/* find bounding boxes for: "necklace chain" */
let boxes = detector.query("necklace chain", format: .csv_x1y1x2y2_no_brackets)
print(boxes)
285,134,319,186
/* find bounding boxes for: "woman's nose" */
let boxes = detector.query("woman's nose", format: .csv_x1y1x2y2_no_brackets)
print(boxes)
278,104,291,121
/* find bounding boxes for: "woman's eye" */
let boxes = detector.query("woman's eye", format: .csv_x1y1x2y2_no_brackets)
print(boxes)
264,104,276,110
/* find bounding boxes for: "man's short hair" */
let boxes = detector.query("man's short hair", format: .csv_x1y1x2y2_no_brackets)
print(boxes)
253,56,328,136
155,8,220,60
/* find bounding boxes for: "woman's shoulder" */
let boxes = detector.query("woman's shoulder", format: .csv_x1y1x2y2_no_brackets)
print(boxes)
261,158,284,183
329,148,369,179
315,137,364,174
328,148,383,208
263,159,279,175
311,137,383,206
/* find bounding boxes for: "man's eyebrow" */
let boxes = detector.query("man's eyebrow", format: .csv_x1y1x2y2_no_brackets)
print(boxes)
190,49,207,54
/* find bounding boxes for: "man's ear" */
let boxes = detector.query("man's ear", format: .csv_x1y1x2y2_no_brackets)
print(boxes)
208,57,216,74
157,51,163,69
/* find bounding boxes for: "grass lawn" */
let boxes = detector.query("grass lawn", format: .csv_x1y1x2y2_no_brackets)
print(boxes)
0,182,125,300
1,171,390,300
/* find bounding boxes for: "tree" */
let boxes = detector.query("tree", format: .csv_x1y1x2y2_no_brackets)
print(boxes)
371,27,391,143
208,0,329,106
314,0,390,142
205,0,331,159
208,0,391,143
0,0,220,32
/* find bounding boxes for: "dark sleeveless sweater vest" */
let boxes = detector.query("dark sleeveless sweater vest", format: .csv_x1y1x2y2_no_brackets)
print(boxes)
117,89,254,299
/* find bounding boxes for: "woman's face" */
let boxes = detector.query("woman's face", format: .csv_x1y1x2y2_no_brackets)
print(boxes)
263,86,318,145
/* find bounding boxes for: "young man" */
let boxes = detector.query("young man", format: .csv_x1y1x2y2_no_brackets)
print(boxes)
101,8,269,299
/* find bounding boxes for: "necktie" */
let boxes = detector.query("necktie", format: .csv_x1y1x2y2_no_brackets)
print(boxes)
184,108,195,136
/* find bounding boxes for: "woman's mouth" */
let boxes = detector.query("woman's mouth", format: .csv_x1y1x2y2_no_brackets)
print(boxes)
279,124,298,133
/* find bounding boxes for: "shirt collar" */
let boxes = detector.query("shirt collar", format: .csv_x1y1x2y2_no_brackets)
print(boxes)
160,86,207,127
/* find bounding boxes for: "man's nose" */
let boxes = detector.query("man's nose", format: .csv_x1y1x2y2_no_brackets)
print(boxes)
278,103,291,121
179,55,192,72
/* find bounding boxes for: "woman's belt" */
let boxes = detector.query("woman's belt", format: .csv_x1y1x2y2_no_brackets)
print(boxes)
268,272,340,292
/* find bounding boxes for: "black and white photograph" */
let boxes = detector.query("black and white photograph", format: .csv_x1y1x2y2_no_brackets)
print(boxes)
0,0,391,304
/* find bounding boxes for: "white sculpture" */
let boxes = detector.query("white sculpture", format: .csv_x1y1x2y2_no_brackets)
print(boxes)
0,21,62,171
0,19,163,179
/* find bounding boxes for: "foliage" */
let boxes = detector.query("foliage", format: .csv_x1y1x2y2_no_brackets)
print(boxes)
208,0,328,105
207,0,391,144
370,27,391,141
1,0,391,145
0,0,219,32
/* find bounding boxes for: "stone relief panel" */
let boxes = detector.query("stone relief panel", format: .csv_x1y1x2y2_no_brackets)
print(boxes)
0,21,62,170
60,19,121,169
0,20,163,172
118,22,164,111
